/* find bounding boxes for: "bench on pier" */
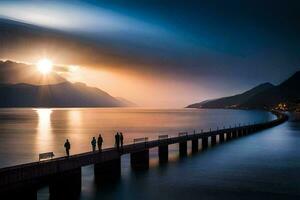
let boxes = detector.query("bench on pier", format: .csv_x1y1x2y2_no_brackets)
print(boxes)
158,135,168,139
133,137,148,144
39,152,55,161
178,132,188,137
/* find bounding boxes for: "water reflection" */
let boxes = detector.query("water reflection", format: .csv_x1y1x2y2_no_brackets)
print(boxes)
35,109,53,153
68,110,82,133
67,110,86,152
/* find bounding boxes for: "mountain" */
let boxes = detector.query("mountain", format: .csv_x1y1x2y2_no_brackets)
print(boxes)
0,60,66,85
240,71,300,109
0,60,132,107
115,97,137,107
187,71,300,110
0,82,128,107
187,83,275,109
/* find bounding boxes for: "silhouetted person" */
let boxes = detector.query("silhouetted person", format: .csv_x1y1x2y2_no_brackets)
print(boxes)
97,134,103,151
115,132,120,150
64,139,71,157
91,137,96,152
120,132,124,148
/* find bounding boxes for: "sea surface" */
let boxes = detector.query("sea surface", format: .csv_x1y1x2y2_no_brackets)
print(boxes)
1,108,299,199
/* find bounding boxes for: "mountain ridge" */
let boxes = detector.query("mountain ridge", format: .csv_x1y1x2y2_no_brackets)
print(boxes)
187,82,275,109
187,71,300,110
0,81,128,107
0,60,134,107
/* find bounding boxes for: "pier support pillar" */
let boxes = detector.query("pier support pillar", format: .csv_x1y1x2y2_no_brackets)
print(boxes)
248,127,251,133
236,130,240,137
232,130,237,138
248,127,253,134
202,137,208,150
239,129,243,137
94,157,121,183
192,139,199,154
211,135,217,146
227,132,232,140
2,185,37,200
18,189,37,200
219,133,225,143
49,168,81,200
245,128,249,135
131,149,149,170
158,145,168,163
179,141,187,157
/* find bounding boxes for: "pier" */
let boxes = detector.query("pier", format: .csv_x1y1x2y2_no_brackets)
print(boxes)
0,111,288,199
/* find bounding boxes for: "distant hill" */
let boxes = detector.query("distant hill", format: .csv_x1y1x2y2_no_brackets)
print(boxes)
187,83,274,109
0,60,133,107
187,71,300,110
0,82,128,107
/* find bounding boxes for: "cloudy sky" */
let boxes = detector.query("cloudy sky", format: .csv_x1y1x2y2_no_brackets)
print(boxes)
0,0,300,107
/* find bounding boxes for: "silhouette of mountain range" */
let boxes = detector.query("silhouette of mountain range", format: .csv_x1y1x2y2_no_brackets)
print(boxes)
0,61,133,107
187,71,300,110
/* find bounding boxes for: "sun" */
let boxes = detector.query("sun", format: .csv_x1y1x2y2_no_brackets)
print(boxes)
37,59,53,75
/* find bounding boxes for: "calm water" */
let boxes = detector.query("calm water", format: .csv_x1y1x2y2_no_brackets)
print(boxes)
2,108,298,199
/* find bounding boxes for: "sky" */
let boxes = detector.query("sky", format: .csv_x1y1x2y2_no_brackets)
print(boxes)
0,0,300,107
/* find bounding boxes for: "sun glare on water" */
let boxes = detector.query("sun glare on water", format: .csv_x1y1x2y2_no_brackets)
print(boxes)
37,58,53,75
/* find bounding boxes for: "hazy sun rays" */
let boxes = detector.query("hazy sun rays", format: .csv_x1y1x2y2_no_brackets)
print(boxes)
17,58,79,86
36,58,53,75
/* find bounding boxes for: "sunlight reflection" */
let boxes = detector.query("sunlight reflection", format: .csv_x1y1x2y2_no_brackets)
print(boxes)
68,110,82,126
67,110,84,153
35,109,53,154
68,110,82,135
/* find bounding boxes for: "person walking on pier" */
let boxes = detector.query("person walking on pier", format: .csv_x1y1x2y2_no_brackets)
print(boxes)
97,134,103,152
115,132,120,150
91,137,97,152
64,139,71,157
120,132,124,149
